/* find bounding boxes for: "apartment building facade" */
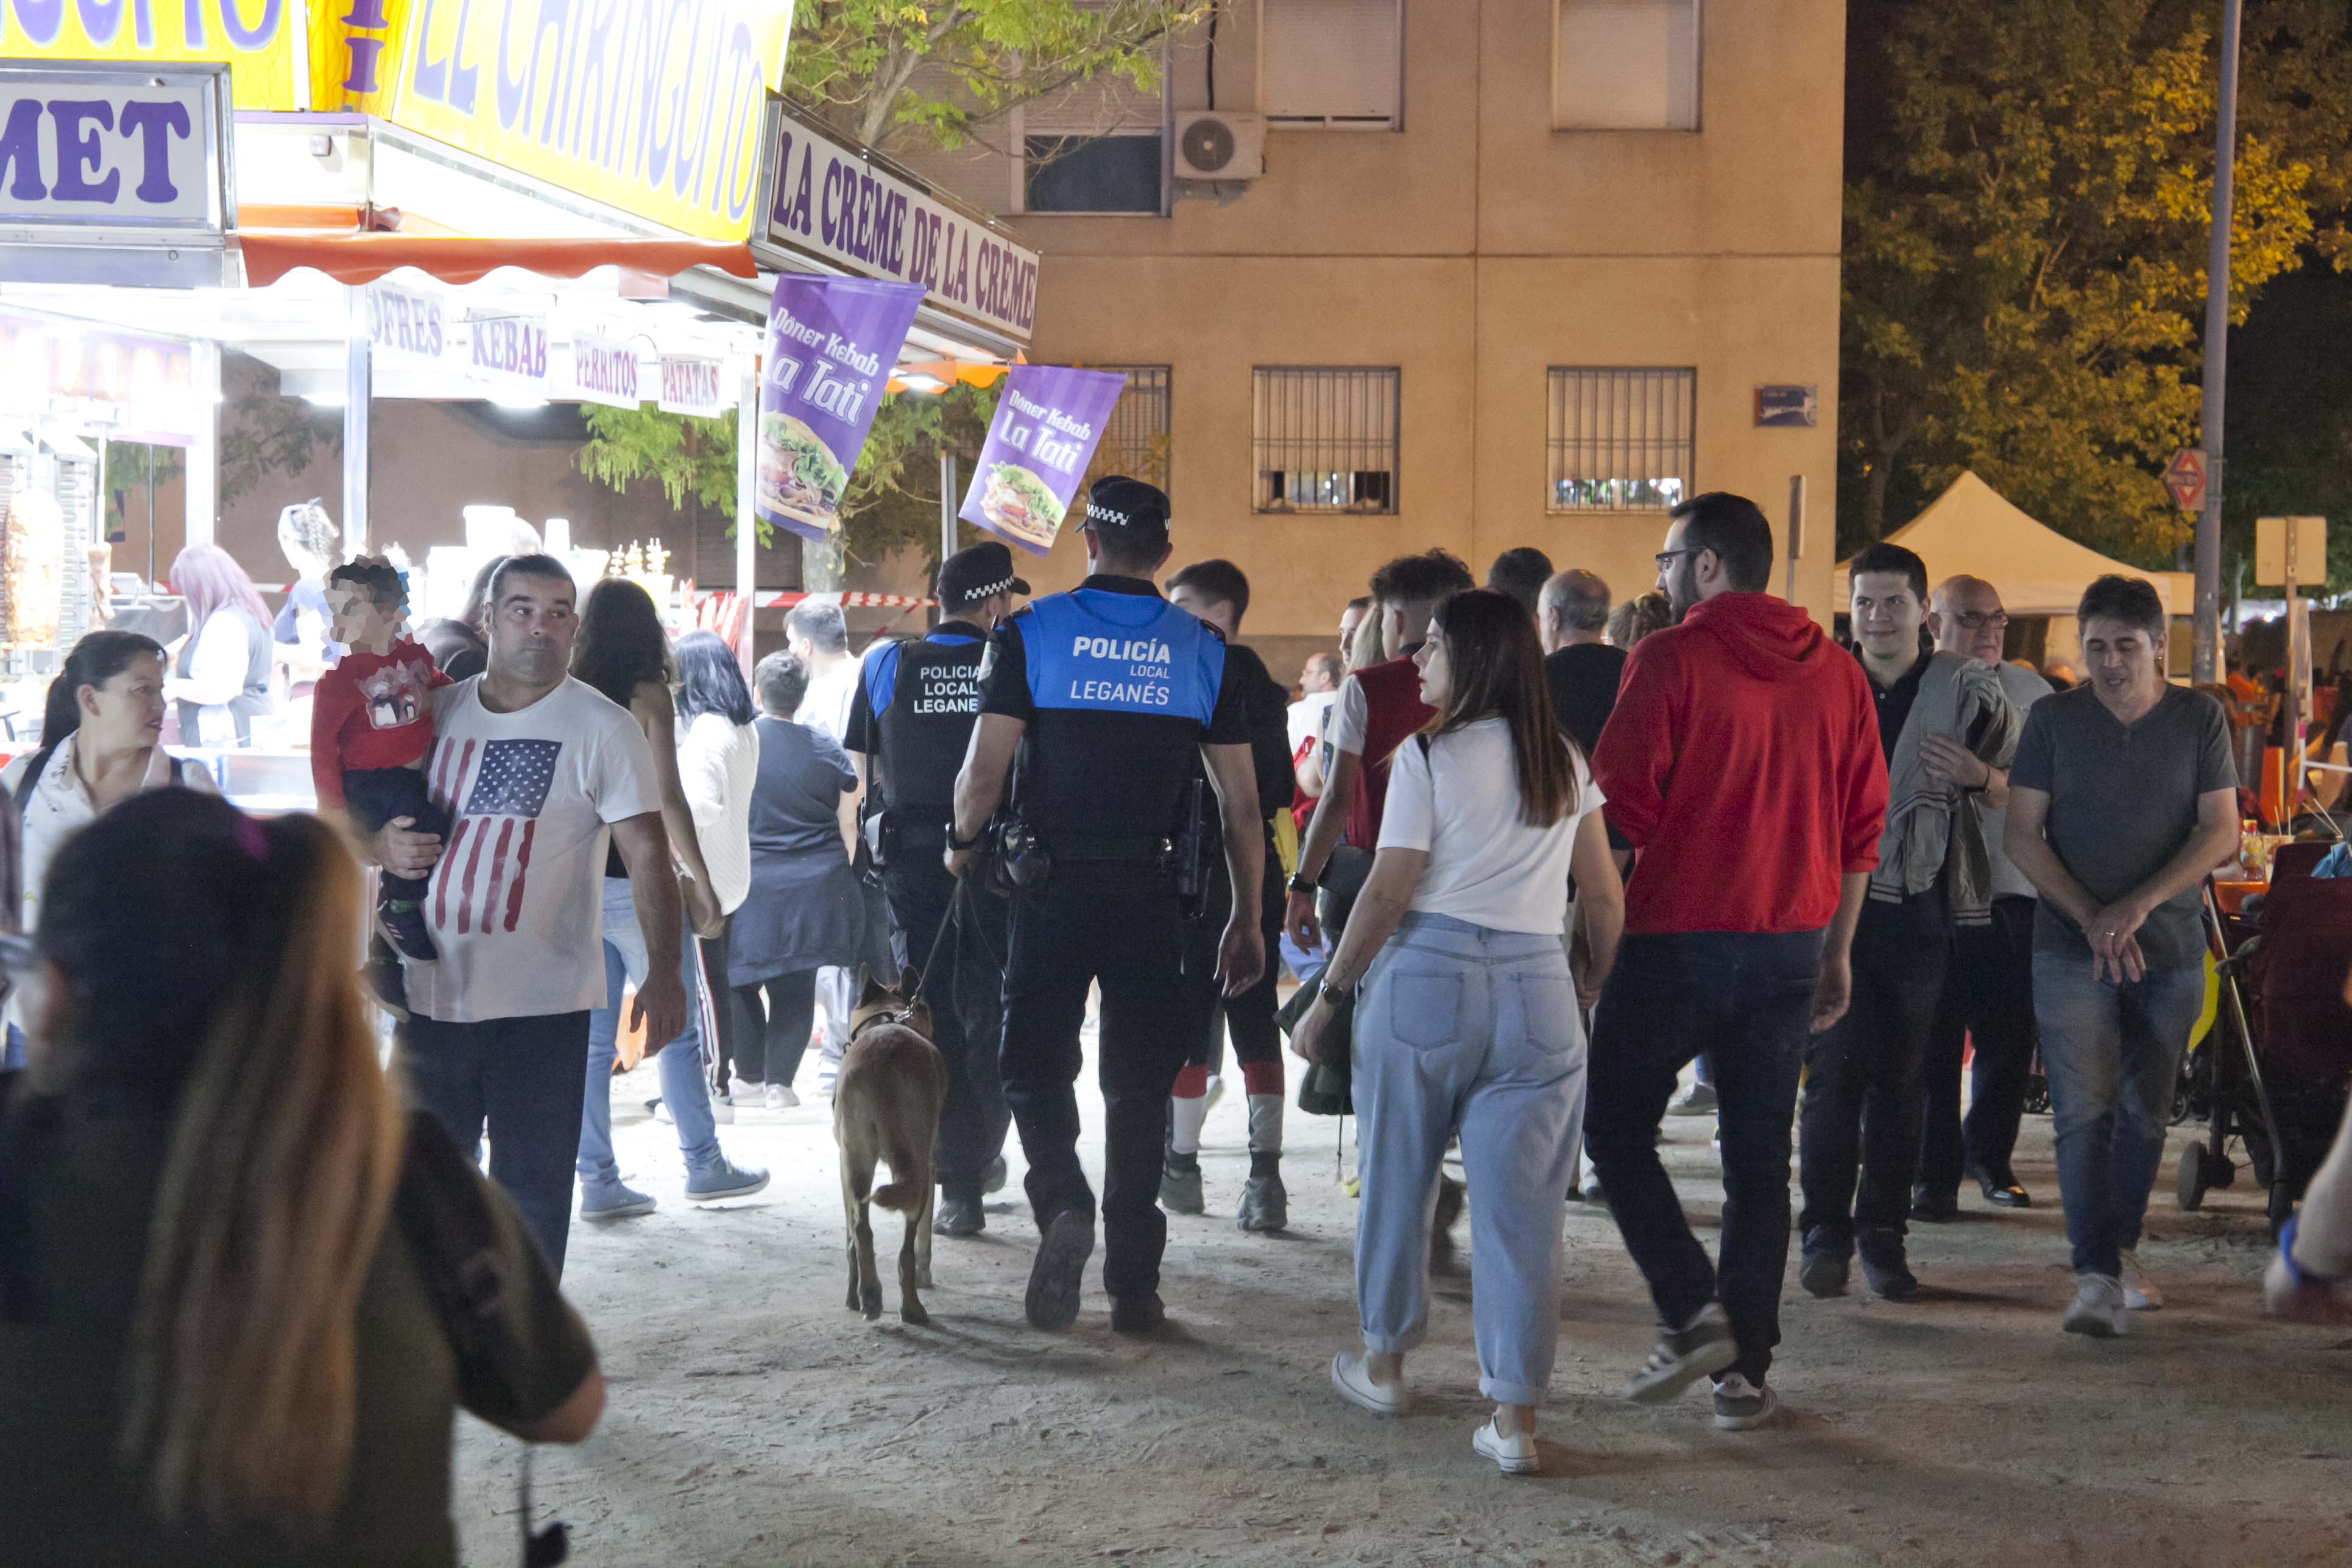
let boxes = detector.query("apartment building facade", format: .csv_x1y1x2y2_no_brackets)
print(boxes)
908,0,1846,671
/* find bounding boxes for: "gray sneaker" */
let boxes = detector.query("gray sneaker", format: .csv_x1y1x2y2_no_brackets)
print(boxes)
2063,1273,2127,1338
685,1156,770,1204
982,1154,1008,1195
1160,1156,1205,1215
1712,1373,1779,1430
580,1180,656,1221
1235,1172,1288,1232
1623,1303,1739,1402
1669,1081,1718,1117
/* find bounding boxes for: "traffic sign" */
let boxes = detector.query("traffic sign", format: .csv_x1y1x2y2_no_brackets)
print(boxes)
2256,516,2327,588
2165,447,2208,512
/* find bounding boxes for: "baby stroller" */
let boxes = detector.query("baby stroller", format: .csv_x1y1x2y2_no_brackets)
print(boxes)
2177,847,2352,1226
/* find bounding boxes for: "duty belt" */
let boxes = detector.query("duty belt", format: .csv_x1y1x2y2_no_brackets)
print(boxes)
1050,833,1167,866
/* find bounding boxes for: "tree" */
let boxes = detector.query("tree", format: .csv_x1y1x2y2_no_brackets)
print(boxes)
102,440,183,526
218,394,341,509
1839,0,2352,562
574,386,1004,581
784,1,1207,152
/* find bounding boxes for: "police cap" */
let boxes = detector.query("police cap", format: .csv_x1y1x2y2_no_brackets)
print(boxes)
937,540,1031,608
1081,475,1171,545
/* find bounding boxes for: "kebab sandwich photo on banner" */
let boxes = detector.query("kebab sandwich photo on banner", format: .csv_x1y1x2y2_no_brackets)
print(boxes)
959,366,1127,556
756,275,927,543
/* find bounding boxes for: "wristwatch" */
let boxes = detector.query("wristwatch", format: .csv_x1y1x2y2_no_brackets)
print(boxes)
1287,871,1318,896
1318,978,1354,1008
947,824,983,853
2278,1214,2346,1288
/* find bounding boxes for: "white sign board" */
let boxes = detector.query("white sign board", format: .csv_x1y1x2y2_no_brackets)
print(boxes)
2256,515,2328,587
466,312,551,395
658,356,728,417
756,102,1038,346
366,281,450,364
570,330,645,409
0,60,231,286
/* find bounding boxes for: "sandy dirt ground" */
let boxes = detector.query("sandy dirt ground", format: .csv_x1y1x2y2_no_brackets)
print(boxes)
451,1031,2352,1567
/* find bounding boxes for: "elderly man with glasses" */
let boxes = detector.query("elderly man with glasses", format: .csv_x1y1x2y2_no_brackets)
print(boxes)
1910,576,2053,1220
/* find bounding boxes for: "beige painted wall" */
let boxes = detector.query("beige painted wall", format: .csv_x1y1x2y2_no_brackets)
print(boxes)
909,0,1848,673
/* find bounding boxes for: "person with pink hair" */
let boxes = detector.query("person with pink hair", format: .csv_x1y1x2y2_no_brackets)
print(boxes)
161,543,277,747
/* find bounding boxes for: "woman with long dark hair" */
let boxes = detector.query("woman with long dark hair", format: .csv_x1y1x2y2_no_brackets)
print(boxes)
672,631,763,1102
0,790,601,1562
1,631,215,1067
569,579,766,1220
161,543,277,747
1292,589,1624,1475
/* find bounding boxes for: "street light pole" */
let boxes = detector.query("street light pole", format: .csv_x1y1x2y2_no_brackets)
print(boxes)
2195,0,2244,685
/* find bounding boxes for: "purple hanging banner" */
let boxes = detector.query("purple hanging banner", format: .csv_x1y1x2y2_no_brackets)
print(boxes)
958,366,1128,556
756,275,926,544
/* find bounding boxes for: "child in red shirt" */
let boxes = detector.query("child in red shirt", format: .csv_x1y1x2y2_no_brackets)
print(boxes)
311,557,451,959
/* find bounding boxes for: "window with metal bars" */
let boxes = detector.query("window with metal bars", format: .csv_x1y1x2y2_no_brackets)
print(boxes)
1546,367,1694,513
1079,366,1173,494
1252,367,1398,515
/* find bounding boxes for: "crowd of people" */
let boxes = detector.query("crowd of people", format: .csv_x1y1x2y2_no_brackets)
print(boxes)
4,477,2352,1560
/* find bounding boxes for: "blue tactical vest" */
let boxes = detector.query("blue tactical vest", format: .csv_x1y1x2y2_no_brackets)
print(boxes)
1014,588,1225,724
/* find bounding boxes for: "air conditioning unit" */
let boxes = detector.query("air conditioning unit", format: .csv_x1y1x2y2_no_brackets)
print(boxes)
1174,111,1266,180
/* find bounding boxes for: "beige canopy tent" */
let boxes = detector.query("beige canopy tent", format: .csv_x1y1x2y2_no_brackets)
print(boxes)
1833,470,2195,615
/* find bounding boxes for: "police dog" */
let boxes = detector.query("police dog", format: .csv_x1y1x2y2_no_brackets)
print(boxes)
836,977,948,1324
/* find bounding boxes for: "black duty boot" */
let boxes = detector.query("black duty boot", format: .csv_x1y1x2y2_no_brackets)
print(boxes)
934,1190,984,1237
1110,1291,1166,1335
1856,1226,1920,1302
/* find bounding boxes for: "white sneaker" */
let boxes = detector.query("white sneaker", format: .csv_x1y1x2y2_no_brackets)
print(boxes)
1328,1351,1407,1416
2063,1273,2127,1338
2119,1249,2163,1310
766,1081,798,1109
710,1095,736,1125
1471,1418,1539,1475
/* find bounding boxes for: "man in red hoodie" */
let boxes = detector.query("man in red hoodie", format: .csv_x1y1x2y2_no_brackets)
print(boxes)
1585,492,1888,1433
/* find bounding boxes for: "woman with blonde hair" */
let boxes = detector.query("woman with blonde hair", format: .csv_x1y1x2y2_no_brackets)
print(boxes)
1294,589,1623,1475
0,791,601,1562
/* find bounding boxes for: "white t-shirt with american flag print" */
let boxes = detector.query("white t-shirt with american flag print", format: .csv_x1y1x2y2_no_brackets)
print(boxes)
399,676,662,1024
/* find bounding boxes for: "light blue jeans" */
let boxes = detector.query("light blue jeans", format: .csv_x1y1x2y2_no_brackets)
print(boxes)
2033,949,2206,1277
1353,912,1585,1407
579,877,721,1193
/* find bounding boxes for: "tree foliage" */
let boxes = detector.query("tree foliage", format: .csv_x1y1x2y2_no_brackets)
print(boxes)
574,387,1005,577
783,0,1206,150
1839,0,2352,563
219,395,340,509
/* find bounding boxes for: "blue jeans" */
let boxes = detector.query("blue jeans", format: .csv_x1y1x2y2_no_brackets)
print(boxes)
1353,913,1584,1408
2033,950,2205,1277
3,1024,22,1071
402,1010,590,1276
578,878,721,1192
1586,930,1821,1386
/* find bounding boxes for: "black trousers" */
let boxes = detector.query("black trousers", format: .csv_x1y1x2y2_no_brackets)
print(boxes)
881,839,1012,1201
1179,827,1285,1079
1918,895,2041,1193
1586,930,1820,1386
1798,889,1952,1248
342,763,450,904
1000,861,1191,1301
731,969,819,1087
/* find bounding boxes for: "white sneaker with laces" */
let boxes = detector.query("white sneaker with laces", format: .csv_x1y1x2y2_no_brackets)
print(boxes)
2063,1273,2127,1337
2119,1249,2163,1310
1472,1418,1539,1475
766,1081,798,1109
1329,1351,1407,1416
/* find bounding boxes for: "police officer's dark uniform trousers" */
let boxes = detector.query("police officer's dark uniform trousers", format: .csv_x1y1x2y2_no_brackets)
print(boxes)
979,574,1251,1319
845,613,1012,1219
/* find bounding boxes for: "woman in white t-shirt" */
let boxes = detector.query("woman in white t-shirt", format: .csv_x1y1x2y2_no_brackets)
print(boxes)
2,630,217,1064
1292,588,1624,1475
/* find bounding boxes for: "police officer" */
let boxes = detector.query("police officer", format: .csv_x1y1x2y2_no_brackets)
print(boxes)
948,476,1266,1335
844,541,1026,1236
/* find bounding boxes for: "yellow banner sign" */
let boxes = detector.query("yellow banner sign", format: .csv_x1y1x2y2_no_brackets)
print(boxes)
344,0,792,241
0,0,305,110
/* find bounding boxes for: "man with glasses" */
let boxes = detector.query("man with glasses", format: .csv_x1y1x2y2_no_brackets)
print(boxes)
1912,577,2053,1220
1585,493,1887,1431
